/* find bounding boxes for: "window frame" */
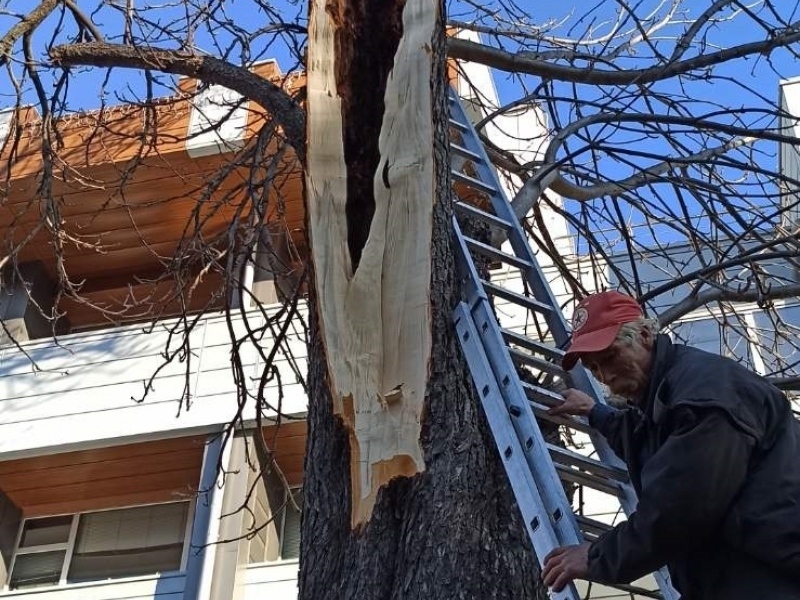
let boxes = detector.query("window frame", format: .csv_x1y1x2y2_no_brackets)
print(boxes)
245,481,303,565
4,500,195,592
278,486,302,561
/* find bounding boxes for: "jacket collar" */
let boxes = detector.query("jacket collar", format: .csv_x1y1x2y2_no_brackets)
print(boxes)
640,333,676,419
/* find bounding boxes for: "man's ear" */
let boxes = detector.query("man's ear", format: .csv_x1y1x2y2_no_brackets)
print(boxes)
639,325,655,350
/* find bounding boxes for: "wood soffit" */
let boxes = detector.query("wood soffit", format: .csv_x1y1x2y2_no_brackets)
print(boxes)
0,426,307,516
0,435,206,517
0,63,307,329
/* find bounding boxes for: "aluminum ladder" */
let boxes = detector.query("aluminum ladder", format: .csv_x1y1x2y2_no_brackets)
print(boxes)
448,87,679,600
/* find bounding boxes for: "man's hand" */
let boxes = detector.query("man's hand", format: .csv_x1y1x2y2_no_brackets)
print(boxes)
542,542,591,592
547,388,595,417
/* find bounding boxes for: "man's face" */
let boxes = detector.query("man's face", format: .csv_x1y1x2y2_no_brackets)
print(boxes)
579,327,654,402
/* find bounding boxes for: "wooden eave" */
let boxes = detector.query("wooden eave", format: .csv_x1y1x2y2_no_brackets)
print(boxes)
0,63,306,330
0,436,207,517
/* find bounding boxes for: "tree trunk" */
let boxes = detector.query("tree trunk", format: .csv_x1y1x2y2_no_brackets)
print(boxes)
300,1,546,598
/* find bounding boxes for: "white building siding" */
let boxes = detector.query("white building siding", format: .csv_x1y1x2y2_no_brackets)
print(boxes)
779,77,800,225
0,310,307,459
0,572,184,600
242,563,298,600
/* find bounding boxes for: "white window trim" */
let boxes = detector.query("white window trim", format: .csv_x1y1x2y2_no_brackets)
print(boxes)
4,500,194,592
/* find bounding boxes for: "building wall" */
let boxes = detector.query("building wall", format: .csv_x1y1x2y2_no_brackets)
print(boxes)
0,309,307,460
0,572,186,600
780,77,800,226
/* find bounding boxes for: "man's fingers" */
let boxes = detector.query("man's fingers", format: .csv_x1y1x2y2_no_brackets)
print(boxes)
547,400,580,417
544,545,568,563
542,559,570,592
542,543,590,592
552,570,571,593
542,561,558,587
542,546,570,588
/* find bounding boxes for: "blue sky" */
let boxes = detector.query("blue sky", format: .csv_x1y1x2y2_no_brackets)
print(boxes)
2,0,798,252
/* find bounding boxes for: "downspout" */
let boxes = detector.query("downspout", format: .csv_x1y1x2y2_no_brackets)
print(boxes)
183,431,231,600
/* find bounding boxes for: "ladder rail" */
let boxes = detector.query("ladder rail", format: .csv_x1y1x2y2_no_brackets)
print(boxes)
447,89,570,344
465,296,583,549
448,86,679,600
455,303,579,600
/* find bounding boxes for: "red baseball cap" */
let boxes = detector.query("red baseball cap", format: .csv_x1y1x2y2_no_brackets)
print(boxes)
562,291,644,370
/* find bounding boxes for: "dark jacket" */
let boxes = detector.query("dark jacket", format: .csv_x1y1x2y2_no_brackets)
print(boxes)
586,334,800,600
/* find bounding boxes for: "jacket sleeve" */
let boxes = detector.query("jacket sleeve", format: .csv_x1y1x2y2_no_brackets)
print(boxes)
589,403,635,460
586,406,755,584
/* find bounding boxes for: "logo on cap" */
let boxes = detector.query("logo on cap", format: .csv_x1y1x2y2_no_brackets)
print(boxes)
573,307,589,331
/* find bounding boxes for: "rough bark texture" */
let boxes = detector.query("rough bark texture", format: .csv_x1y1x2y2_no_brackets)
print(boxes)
299,1,546,598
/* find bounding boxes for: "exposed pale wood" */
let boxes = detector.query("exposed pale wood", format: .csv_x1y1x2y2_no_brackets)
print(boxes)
307,0,436,525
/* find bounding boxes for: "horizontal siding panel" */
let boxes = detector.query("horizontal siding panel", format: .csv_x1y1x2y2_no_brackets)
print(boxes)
0,329,202,377
0,310,308,457
244,561,299,584
0,375,196,425
0,354,199,401
0,388,307,458
243,580,298,600
0,572,185,600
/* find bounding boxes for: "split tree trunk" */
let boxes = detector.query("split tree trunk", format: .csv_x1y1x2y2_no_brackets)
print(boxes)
300,1,546,598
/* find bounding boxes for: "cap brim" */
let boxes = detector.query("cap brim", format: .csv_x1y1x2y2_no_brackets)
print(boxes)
562,323,622,371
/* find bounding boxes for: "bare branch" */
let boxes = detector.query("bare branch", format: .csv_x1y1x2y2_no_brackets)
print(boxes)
48,42,306,162
0,0,62,68
447,23,800,86
658,283,800,328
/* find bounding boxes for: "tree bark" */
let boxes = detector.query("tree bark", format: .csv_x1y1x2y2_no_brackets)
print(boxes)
300,1,545,598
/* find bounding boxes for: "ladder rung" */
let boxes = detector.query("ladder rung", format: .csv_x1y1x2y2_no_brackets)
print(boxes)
520,380,564,405
529,401,592,435
555,463,622,496
450,142,484,163
575,514,614,539
500,328,564,362
481,280,553,315
463,237,533,271
454,202,512,231
508,347,565,378
452,171,498,196
449,118,469,132
547,444,630,483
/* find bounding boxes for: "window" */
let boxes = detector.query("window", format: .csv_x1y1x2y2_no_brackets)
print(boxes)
8,502,191,590
246,465,302,564
752,305,800,376
669,317,754,367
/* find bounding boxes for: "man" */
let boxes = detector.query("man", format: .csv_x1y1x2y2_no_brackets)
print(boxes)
541,290,800,600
